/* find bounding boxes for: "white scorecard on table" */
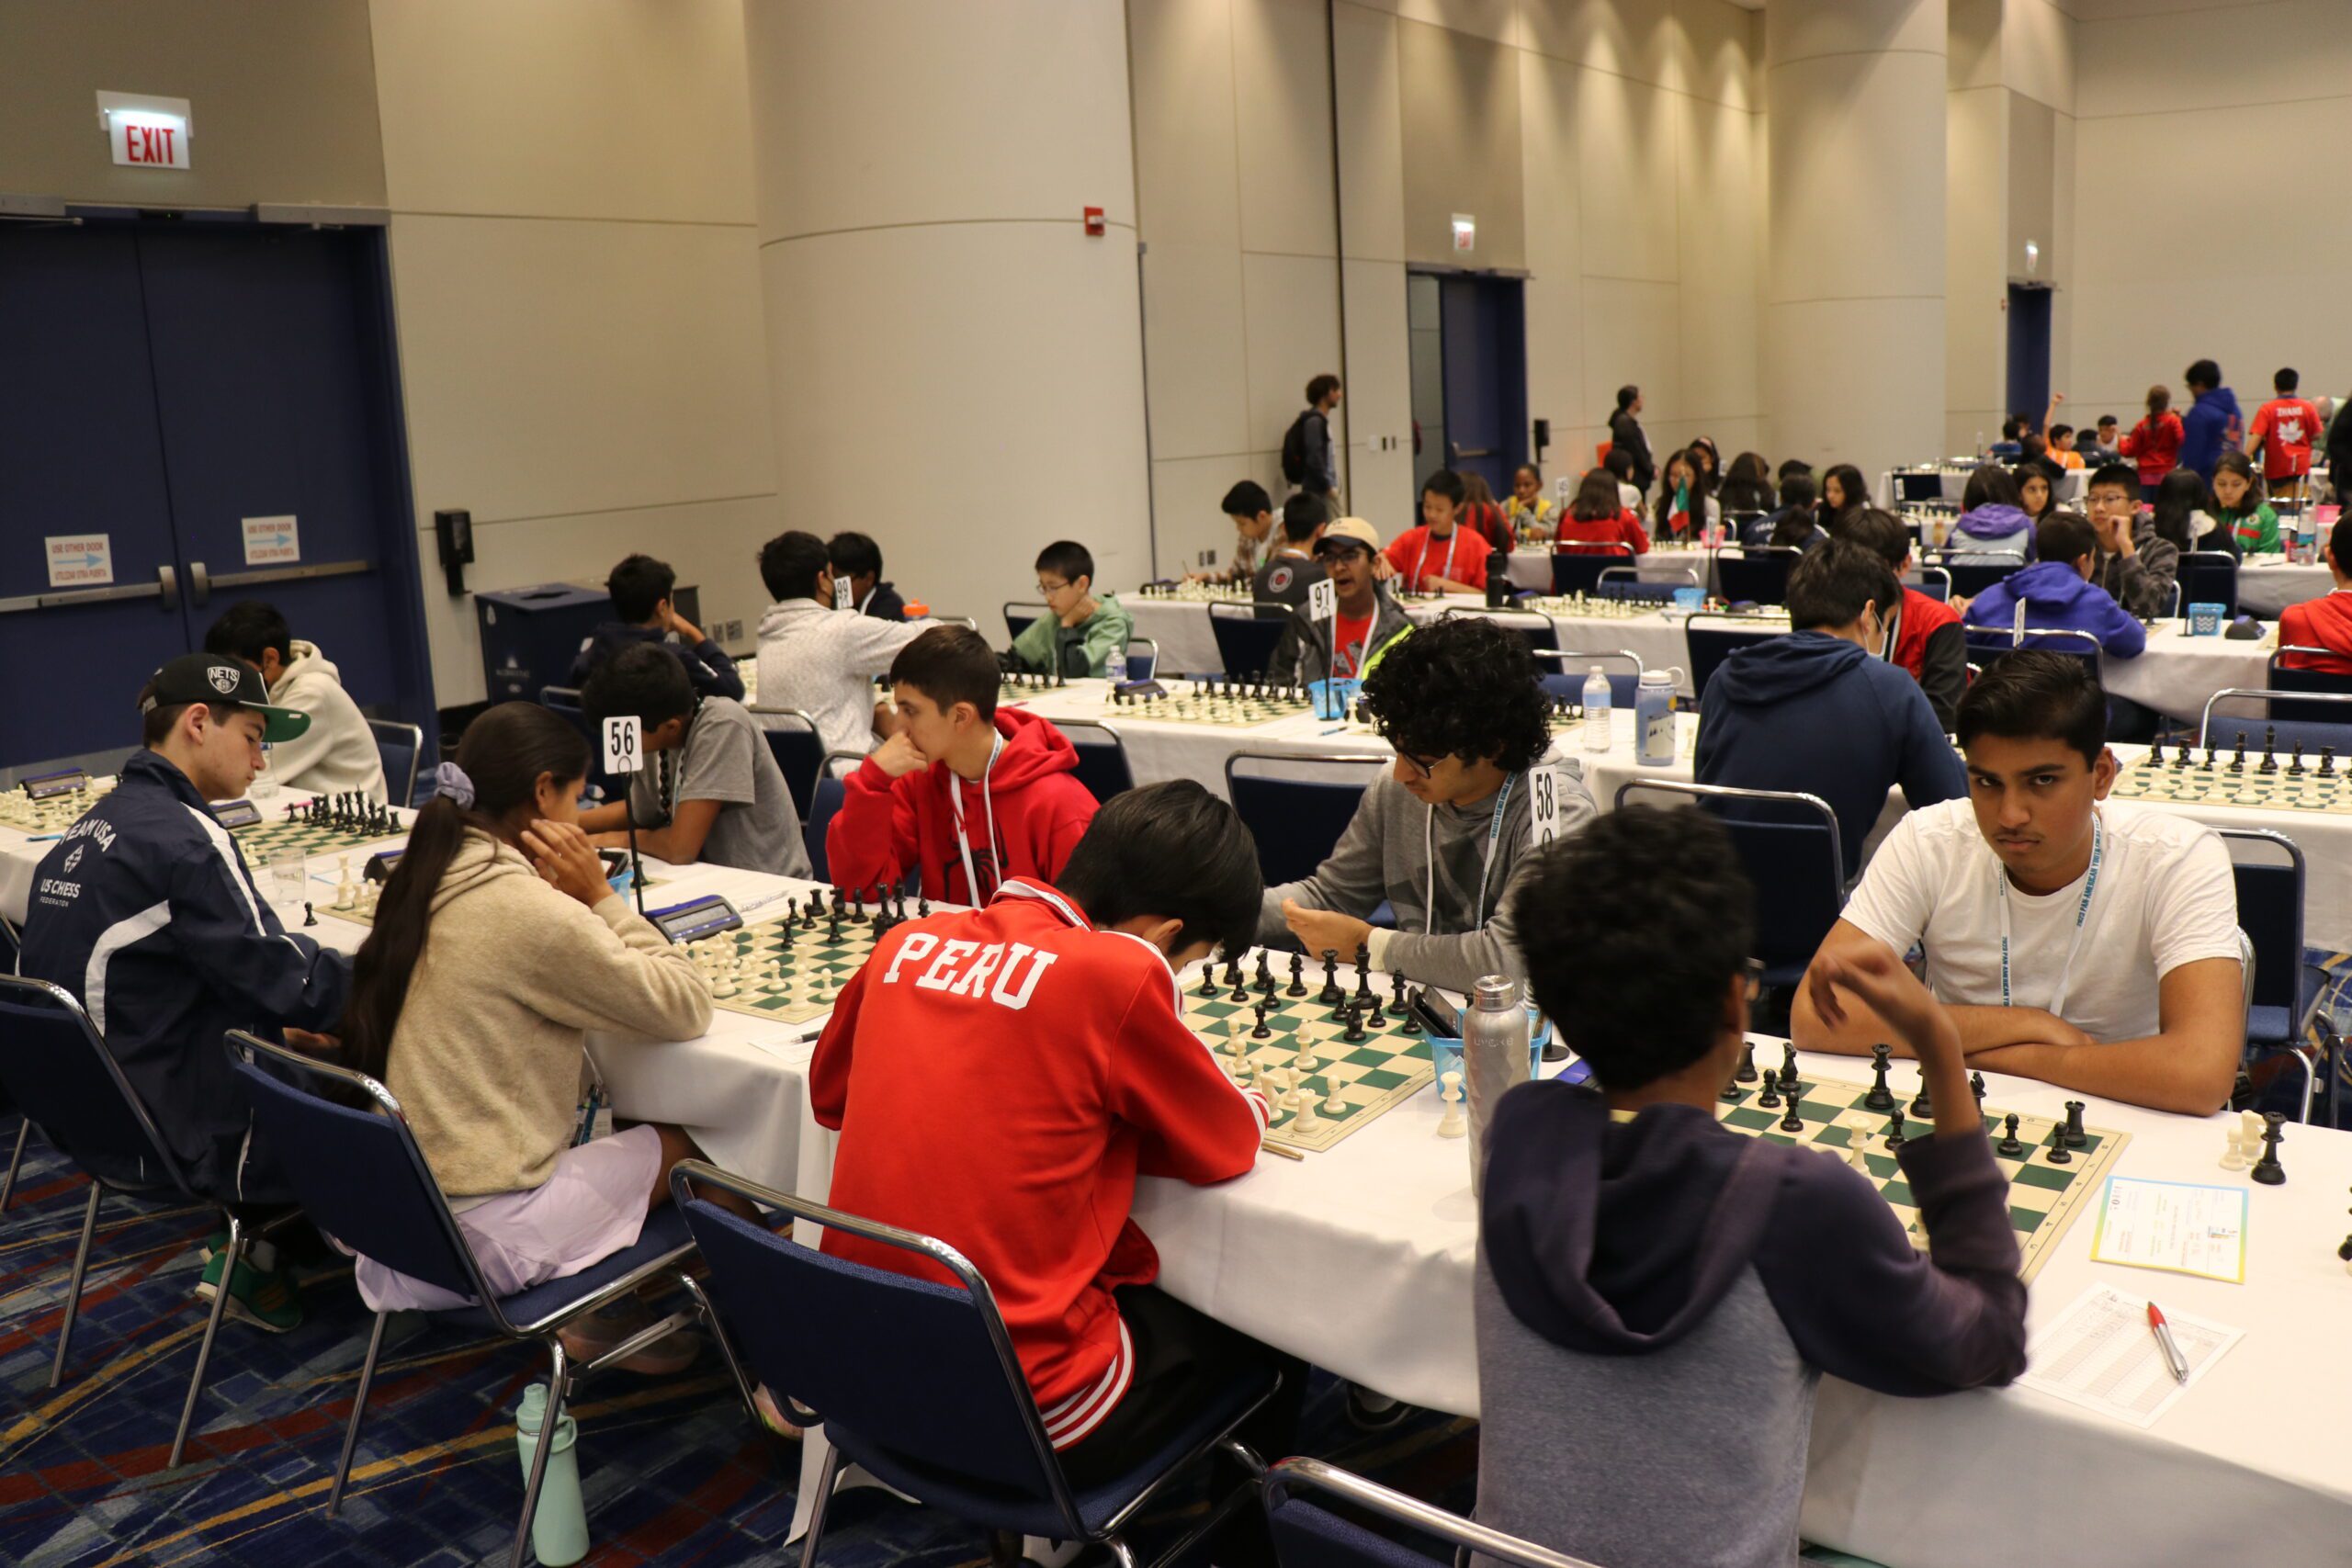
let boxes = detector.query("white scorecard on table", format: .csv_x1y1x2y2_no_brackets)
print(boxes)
602,715,643,775
1308,578,1337,623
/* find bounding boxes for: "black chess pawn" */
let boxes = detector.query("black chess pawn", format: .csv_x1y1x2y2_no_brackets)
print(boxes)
2290,741,2307,775
2260,726,2279,773
1286,952,1306,998
850,887,865,920
1884,1111,1906,1151
1757,1075,1781,1110
1779,1087,1805,1134
2252,1112,2286,1186
2169,740,2188,771
1342,1003,1368,1043
1251,1000,1272,1040
1863,1043,1895,1111
778,917,795,950
302,901,316,928
1317,949,1344,1007
1736,1040,1759,1084
2324,746,2340,778
1909,1077,1932,1121
2201,744,2219,770
1719,1075,1745,1104
917,895,931,919
1388,969,1411,1020
1996,1112,2024,1156
2229,733,2247,773
827,908,842,944
2044,1122,2072,1165
2064,1100,2087,1148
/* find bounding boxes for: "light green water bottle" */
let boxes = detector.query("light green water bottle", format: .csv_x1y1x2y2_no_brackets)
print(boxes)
515,1382,589,1566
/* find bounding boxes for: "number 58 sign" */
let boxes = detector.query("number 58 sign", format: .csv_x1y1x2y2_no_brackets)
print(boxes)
1529,763,1565,848
603,716,643,774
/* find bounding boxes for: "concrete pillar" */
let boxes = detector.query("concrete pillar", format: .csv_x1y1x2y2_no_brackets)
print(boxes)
1764,0,1948,482
741,0,1152,622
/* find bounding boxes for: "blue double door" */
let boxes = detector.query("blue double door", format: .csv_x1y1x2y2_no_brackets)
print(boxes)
0,219,432,772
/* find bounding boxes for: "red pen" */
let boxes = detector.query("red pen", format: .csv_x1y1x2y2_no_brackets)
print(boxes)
2146,1301,2190,1384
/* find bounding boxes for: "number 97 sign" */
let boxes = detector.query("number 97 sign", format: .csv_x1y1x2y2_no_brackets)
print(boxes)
603,716,643,774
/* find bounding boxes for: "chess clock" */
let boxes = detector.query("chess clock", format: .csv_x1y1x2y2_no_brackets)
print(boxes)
210,799,265,829
650,893,744,945
21,768,89,800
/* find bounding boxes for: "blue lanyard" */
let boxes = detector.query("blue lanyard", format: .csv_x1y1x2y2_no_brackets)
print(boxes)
1998,814,2103,1015
1423,773,1518,934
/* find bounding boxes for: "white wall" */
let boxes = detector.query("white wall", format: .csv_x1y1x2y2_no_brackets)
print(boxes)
1128,0,1764,564
371,0,776,708
2070,0,2352,434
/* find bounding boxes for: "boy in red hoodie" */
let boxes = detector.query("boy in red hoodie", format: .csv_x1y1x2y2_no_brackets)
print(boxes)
1848,508,1965,731
811,779,1300,1506
826,625,1099,901
2278,515,2352,676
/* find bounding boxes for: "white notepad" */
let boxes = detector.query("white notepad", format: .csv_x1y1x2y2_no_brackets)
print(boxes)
2017,1283,2241,1429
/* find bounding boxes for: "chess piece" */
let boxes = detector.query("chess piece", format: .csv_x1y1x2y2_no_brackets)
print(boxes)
2044,1123,2071,1165
2064,1100,2087,1148
1256,950,1274,996
1779,1087,1805,1134
332,857,356,911
1342,1003,1368,1044
1251,1000,1272,1040
1779,1043,1798,1091
2337,1231,2352,1275
2221,1130,2247,1172
1435,1070,1466,1138
1756,1075,1781,1110
1719,1075,1745,1104
1353,944,1375,1004
1884,1111,1906,1152
1288,952,1306,998
1197,958,1220,998
1970,1072,1987,1119
1863,1043,1895,1111
1290,1097,1322,1135
1317,949,1344,1007
2324,745,2339,778
1389,969,1411,1020
2251,1112,2286,1185
2260,726,2279,774
2229,734,2246,773
2290,741,2306,775
1322,1077,1347,1116
302,901,316,928
1909,1077,1932,1121
1736,1041,1759,1084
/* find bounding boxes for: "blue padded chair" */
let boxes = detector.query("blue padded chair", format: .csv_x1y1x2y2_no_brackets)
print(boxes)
1548,547,1634,597
1713,547,1802,606
1904,565,1954,603
752,707,827,820
2218,829,2325,1124
1004,601,1048,645
2178,550,2240,620
1226,751,1388,890
670,1160,1280,1568
1534,649,1643,707
1261,1456,1600,1568
367,718,424,808
1937,552,2027,601
1211,604,1294,680
1961,626,2105,684
1126,637,1160,682
1454,608,1557,654
2267,649,2352,728
541,683,627,802
2198,689,2352,760
1057,720,1137,803
0,976,250,1467
804,749,866,882
1597,565,1693,604
1684,613,1786,702
224,1032,702,1566
1614,781,1843,988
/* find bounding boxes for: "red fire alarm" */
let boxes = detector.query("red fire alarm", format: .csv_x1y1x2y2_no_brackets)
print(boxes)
1083,206,1105,238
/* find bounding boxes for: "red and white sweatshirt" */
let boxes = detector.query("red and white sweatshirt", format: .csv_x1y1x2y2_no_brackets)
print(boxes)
808,877,1268,1447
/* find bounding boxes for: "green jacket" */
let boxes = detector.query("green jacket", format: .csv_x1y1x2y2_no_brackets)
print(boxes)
2223,502,2281,555
1011,592,1134,677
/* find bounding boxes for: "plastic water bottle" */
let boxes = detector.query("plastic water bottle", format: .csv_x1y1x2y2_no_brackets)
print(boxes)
1581,666,1612,753
1635,669,1676,767
515,1382,589,1566
1464,976,1532,1197
2297,508,2320,565
1105,643,1129,688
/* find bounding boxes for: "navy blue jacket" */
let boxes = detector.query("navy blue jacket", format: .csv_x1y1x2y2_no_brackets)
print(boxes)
2179,385,2244,483
1696,631,1967,879
17,751,351,1201
568,622,745,701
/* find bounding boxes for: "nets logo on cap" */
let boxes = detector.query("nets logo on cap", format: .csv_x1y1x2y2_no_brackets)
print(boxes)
207,663,241,694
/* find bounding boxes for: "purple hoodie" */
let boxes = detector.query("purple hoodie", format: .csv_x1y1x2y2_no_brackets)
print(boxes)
1953,502,2033,549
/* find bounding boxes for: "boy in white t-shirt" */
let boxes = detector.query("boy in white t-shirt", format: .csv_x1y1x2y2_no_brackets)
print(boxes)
1792,650,2245,1115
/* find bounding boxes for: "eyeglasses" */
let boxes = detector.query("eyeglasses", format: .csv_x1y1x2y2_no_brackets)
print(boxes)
1035,579,1069,596
1390,745,1439,781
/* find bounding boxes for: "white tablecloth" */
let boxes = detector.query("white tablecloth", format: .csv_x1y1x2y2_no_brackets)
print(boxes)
1124,597,1229,678
2237,558,2334,620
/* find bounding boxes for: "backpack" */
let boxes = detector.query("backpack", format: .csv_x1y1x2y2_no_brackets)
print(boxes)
1281,410,1314,485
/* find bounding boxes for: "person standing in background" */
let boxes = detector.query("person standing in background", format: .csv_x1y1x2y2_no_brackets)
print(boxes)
1608,386,1655,497
2120,385,2185,500
2177,359,2243,486
1283,375,1343,518
2246,367,2323,505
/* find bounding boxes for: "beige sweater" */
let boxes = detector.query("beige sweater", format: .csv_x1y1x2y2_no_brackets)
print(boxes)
385,831,711,1198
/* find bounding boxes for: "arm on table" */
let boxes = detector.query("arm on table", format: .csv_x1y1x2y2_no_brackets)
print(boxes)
1968,955,2244,1116
1112,974,1268,1179
1791,920,2088,1058
593,796,723,865
1254,784,1393,948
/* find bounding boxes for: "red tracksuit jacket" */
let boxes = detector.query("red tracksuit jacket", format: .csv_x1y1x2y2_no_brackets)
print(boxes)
809,878,1269,1446
825,705,1098,902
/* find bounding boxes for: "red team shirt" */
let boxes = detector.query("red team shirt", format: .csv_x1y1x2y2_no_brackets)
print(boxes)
2249,397,2323,482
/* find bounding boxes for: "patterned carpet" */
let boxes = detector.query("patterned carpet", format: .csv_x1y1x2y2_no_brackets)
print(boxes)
0,1127,1477,1568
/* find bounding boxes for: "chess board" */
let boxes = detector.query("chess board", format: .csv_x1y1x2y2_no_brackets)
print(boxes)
1183,957,1433,1155
1137,582,1252,604
1713,1069,2128,1282
1521,593,1668,621
0,784,113,834
2109,746,2352,815
690,899,888,1025
999,673,1075,702
1113,681,1315,727
229,810,410,865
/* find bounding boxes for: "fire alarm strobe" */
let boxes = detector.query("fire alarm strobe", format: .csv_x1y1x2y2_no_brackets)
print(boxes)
1083,207,1106,238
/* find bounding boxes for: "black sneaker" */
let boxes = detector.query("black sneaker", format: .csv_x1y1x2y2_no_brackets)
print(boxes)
1343,1382,1407,1431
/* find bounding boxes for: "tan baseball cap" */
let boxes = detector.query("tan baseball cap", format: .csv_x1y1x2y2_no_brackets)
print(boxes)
1314,517,1381,557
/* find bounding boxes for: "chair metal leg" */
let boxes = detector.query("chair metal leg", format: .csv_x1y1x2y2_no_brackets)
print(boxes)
676,1272,762,1428
510,1341,571,1568
169,1215,242,1469
48,1182,102,1390
1103,1537,1139,1568
797,1442,842,1568
1,1120,30,1212
327,1310,389,1517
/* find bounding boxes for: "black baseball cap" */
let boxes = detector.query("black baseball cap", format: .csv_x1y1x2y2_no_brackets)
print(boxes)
139,653,311,743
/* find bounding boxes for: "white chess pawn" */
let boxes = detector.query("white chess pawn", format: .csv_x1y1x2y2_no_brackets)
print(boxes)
332,856,356,911
2220,1132,2246,1172
1435,1070,1466,1138
1290,1098,1322,1135
1321,1078,1347,1116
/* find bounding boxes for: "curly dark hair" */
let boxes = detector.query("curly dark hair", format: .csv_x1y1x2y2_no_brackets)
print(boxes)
1361,615,1551,773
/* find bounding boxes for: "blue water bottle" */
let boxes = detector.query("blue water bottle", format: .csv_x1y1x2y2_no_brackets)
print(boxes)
1635,670,1676,767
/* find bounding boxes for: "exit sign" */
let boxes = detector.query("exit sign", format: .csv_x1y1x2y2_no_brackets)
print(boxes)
96,92,192,171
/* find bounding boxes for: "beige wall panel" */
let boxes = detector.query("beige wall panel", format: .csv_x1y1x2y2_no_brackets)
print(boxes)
1389,0,1520,47
389,213,775,529
2006,93,2055,282
1577,65,1679,285
1764,297,1946,477
0,0,383,209
2000,0,2075,115
2075,0,2342,121
1140,241,1253,463
1583,278,1682,433
1127,0,1243,249
370,0,752,221
1152,453,1282,579
1397,20,1526,269
415,494,780,706
1945,85,2007,423
1765,0,1947,64
1332,3,1408,263
1672,0,1759,112
1236,0,1343,257
762,224,1153,626
1243,252,1348,452
1766,52,1946,306
1947,0,2001,91
1520,51,1585,454
1675,98,1759,428
1344,442,1419,542
745,0,1136,240
1521,0,1675,89
1341,258,1413,530
2049,108,2075,401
